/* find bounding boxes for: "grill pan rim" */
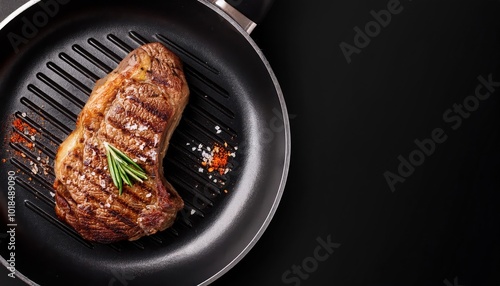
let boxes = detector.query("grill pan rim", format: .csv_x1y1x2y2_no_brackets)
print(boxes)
1,2,47,284
0,0,291,285
196,1,291,285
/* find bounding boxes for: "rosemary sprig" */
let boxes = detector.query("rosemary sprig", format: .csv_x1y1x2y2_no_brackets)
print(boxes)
104,142,147,195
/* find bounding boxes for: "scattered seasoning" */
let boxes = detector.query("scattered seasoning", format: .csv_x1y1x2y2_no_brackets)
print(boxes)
10,133,26,144
10,118,37,150
199,143,233,175
30,161,39,175
214,125,222,134
12,118,24,131
187,126,238,192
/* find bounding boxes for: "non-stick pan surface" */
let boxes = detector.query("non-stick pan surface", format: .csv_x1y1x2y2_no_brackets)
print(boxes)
0,0,290,285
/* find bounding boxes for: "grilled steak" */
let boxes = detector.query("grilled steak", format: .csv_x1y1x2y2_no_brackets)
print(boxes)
53,42,189,243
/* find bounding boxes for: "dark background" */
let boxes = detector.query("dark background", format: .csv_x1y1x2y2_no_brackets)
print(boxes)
1,0,500,285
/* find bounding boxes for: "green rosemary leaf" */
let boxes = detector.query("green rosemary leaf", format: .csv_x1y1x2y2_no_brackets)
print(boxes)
104,142,148,195
117,162,132,186
123,166,145,183
106,147,119,189
107,146,125,165
124,165,148,180
107,143,143,170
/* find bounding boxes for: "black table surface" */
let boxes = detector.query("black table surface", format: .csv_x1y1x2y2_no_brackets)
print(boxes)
1,1,500,285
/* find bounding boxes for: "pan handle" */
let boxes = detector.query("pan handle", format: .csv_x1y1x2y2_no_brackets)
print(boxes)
208,0,275,34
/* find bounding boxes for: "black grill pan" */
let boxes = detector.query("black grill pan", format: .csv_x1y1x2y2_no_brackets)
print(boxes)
0,0,290,285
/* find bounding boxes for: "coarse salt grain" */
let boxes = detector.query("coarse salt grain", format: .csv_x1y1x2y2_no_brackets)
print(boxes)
146,193,152,198
125,123,138,130
201,151,210,159
32,164,38,175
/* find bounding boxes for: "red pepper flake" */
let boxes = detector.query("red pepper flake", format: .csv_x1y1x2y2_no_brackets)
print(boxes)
193,141,237,182
210,145,229,175
10,132,27,144
202,143,234,175
13,118,25,132
10,118,37,150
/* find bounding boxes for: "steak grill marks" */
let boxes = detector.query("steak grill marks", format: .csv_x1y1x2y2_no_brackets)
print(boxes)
8,30,235,249
53,42,188,243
